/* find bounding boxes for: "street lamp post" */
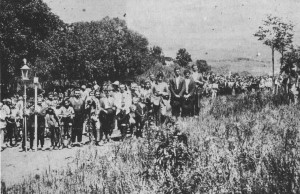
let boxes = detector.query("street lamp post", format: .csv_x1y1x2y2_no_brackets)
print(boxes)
33,77,39,151
21,59,30,152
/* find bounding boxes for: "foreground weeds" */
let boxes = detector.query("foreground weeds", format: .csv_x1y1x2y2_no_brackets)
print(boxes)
3,92,300,194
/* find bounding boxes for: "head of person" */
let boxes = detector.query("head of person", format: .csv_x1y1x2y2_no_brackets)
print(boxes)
112,81,120,91
37,97,43,105
156,71,164,83
144,80,151,89
89,90,95,97
74,89,81,98
87,83,92,89
174,67,180,76
149,73,155,81
64,98,71,107
5,99,12,106
27,99,34,108
192,64,198,72
10,101,16,109
48,92,53,100
81,85,86,91
132,96,140,104
104,86,113,97
131,83,138,91
95,90,101,99
119,84,126,93
0,102,3,109
129,104,136,112
183,69,191,79
46,107,55,115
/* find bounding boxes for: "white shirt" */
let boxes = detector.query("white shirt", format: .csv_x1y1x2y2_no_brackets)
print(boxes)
185,79,191,94
175,76,180,89
191,72,199,82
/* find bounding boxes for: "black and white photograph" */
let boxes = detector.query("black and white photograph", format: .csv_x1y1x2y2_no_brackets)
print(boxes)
1,0,300,193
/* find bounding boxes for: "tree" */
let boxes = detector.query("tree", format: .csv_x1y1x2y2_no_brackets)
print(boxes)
0,0,63,97
195,60,211,73
38,17,153,83
254,15,294,80
176,48,192,67
281,45,300,74
150,46,165,64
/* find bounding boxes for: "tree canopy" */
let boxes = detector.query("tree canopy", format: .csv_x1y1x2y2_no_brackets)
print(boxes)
1,0,156,97
176,48,192,67
0,0,63,96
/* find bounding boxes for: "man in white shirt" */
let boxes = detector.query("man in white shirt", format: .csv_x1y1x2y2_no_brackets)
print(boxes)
99,86,116,142
191,64,204,117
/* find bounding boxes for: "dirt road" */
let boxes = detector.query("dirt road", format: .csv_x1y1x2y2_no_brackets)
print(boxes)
1,132,120,187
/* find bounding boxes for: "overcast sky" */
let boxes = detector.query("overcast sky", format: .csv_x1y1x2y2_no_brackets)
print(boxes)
43,0,300,61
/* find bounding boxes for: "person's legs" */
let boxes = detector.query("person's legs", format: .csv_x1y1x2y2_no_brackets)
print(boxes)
49,126,55,149
6,123,14,146
77,117,84,143
1,127,7,150
38,126,45,148
29,127,34,150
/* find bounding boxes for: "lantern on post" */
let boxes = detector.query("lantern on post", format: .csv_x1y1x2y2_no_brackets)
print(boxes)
21,59,30,81
21,58,30,152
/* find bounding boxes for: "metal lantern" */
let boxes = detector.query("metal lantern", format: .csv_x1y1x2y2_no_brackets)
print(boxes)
21,59,30,81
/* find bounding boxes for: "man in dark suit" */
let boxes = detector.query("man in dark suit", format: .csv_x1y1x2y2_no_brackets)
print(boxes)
182,69,196,117
169,67,185,118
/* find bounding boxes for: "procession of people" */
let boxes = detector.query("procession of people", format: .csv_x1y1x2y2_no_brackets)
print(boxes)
1,65,299,152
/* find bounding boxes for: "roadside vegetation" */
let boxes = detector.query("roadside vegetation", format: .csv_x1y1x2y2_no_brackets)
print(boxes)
3,91,300,194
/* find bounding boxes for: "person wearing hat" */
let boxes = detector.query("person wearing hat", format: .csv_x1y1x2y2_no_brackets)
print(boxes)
111,81,120,100
99,85,116,143
21,98,35,151
69,88,85,146
5,99,21,147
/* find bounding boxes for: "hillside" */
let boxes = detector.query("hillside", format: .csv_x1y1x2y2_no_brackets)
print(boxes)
208,58,281,76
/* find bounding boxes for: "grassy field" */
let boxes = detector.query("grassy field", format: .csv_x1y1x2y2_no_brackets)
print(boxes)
2,91,300,194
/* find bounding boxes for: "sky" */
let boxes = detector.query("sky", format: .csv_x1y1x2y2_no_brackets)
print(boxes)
43,0,300,61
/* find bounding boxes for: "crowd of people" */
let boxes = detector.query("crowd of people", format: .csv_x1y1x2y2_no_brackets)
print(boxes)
1,64,299,152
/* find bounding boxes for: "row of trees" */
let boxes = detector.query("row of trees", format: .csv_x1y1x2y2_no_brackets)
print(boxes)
0,0,166,97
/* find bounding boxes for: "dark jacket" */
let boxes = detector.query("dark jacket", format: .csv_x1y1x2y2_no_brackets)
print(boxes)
169,76,185,99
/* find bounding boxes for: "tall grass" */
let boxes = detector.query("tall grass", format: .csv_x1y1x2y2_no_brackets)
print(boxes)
3,92,300,194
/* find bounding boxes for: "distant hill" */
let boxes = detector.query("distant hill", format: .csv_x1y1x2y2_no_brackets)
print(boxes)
208,58,281,76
